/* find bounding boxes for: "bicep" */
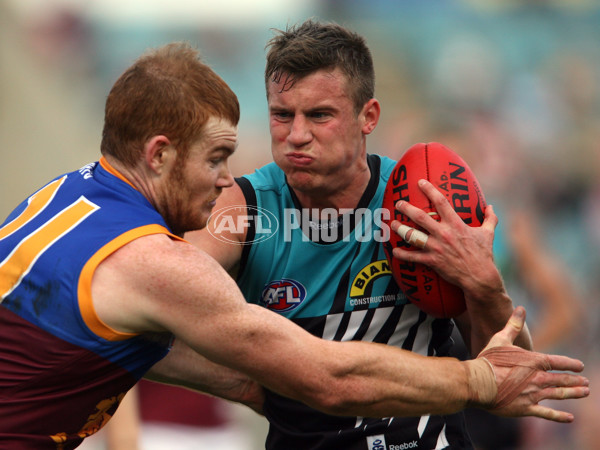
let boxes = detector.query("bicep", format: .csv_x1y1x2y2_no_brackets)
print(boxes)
105,238,304,380
92,234,248,338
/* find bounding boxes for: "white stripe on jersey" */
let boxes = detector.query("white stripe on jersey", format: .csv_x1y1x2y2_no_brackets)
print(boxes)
418,415,430,437
322,303,434,354
435,424,450,449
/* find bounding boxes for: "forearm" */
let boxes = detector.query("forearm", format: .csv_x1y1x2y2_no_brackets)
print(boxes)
213,310,486,418
145,338,264,413
317,343,488,418
181,303,482,419
460,265,532,355
164,299,585,424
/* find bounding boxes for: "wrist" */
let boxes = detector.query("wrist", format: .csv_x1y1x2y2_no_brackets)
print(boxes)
463,358,497,408
462,264,506,301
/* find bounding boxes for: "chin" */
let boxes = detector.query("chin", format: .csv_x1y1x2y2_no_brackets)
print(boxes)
195,213,211,231
196,220,209,231
287,174,319,193
169,215,209,237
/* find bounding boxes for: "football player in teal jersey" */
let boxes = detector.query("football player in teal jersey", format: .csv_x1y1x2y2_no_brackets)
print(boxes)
186,20,588,450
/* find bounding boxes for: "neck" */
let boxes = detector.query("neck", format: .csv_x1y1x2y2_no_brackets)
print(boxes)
100,155,158,207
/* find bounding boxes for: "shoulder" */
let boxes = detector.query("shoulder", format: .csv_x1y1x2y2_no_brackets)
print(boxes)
95,234,208,301
366,154,396,187
375,154,397,179
93,233,236,334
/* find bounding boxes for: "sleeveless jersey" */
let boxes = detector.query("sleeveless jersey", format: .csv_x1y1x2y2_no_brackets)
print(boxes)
0,158,174,449
237,155,473,450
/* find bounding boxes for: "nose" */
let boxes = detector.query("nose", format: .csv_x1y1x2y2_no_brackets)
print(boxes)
217,165,235,188
287,116,312,147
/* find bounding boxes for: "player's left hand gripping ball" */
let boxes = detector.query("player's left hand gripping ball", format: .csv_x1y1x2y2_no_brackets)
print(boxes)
382,142,487,318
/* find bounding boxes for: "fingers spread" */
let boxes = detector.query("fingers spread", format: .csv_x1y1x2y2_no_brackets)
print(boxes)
526,404,575,423
546,354,586,373
534,370,590,392
536,385,590,402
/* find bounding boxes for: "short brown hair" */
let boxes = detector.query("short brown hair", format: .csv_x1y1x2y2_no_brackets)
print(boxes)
101,42,239,167
265,19,375,114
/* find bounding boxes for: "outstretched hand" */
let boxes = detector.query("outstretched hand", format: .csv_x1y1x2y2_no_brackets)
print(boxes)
478,307,589,422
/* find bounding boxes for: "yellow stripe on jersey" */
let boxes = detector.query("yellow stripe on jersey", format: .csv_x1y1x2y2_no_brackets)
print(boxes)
0,196,99,302
0,176,66,241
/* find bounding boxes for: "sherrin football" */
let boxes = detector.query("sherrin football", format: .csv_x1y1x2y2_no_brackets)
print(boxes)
382,142,487,318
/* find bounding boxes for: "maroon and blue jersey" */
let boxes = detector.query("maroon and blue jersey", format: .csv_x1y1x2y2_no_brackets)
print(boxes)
0,158,177,448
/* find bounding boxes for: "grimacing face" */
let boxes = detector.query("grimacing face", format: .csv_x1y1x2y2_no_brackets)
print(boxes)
267,68,373,205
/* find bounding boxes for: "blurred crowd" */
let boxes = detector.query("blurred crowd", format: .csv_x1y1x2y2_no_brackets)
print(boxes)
2,1,599,449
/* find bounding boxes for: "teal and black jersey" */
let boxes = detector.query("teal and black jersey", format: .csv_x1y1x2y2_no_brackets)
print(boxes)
237,154,472,450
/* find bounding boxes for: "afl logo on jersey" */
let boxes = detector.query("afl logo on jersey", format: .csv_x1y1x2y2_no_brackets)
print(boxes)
260,279,306,313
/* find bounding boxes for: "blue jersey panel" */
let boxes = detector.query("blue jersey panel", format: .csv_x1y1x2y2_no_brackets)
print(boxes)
0,160,171,376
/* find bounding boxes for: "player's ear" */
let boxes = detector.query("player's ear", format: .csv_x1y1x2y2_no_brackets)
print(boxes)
144,135,175,175
361,98,380,135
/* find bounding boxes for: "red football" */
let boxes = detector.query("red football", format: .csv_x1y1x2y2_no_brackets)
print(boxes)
382,142,487,318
